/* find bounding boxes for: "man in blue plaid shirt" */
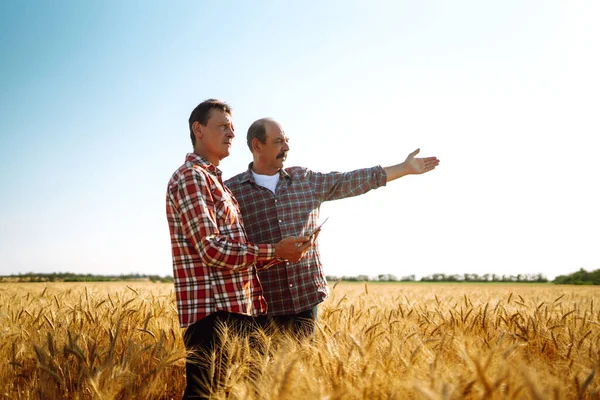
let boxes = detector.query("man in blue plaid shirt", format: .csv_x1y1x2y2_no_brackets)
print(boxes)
225,118,439,336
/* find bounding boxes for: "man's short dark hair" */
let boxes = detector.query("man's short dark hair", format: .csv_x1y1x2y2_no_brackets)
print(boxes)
189,99,232,146
246,118,273,152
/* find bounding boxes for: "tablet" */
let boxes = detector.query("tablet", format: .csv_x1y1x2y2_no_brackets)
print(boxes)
306,217,329,240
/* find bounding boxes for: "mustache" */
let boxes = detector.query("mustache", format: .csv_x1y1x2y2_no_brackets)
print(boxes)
277,152,287,159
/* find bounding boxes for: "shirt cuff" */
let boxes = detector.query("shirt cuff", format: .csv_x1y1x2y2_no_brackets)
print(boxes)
374,165,387,187
256,243,276,262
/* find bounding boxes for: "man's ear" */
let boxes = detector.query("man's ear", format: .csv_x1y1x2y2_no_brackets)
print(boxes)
192,121,203,141
251,137,262,153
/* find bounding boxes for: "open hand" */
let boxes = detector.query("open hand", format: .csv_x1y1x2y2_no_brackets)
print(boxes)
404,149,440,174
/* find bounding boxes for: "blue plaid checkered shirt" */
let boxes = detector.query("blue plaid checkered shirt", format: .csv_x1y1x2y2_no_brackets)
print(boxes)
225,164,387,316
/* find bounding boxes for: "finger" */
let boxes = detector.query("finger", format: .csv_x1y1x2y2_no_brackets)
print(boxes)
410,148,420,157
298,241,312,251
295,238,308,246
311,231,321,244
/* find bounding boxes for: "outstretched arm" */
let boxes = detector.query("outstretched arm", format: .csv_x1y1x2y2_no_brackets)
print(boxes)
383,149,440,182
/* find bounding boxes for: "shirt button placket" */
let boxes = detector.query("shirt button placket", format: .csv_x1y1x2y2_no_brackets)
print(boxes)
288,281,297,311
287,263,297,310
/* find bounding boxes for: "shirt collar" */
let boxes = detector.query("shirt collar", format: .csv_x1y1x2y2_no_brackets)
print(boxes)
241,162,290,183
185,153,221,176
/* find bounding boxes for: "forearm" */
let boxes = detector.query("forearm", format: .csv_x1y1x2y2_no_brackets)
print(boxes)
309,166,387,201
199,236,276,271
383,162,411,182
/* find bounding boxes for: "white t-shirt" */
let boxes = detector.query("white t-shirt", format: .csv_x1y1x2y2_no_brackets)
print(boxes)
252,170,280,194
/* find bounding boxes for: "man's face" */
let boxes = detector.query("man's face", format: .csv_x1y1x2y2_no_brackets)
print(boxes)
260,121,290,171
194,109,235,163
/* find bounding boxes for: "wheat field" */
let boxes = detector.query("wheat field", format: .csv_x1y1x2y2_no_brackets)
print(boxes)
1,281,599,399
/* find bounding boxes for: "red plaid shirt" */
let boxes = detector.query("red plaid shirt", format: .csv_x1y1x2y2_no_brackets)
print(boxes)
166,153,278,327
225,164,387,316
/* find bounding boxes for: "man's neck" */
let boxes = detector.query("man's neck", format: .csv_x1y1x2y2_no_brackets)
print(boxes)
251,161,279,176
194,149,220,166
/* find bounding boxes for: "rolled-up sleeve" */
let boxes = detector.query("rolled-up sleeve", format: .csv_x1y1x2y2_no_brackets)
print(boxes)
307,165,387,202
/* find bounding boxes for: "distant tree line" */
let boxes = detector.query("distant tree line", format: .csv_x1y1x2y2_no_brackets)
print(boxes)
419,273,548,283
326,269,600,284
3,268,598,285
553,268,600,285
0,272,173,283
326,273,548,283
326,274,418,282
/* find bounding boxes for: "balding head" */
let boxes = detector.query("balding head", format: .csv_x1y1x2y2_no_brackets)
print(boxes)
246,118,289,175
246,118,279,153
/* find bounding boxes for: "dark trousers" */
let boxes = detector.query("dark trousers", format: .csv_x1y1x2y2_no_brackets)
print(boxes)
182,311,260,400
257,305,318,338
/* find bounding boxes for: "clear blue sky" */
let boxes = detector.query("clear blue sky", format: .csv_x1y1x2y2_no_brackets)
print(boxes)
1,1,598,280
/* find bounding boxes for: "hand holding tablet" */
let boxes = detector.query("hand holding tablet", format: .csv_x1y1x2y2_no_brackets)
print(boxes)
304,217,329,243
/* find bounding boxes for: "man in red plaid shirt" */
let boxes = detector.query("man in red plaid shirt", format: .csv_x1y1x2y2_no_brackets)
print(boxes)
225,118,440,337
166,101,312,399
